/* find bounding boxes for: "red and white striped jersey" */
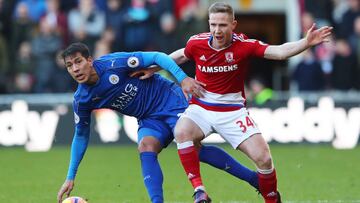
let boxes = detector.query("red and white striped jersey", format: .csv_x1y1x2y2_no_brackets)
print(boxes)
184,32,268,111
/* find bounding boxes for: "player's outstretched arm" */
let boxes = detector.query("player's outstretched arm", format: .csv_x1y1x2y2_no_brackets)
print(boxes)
130,48,189,80
264,23,333,60
57,180,75,203
169,48,189,65
141,52,188,83
168,48,206,98
141,51,206,98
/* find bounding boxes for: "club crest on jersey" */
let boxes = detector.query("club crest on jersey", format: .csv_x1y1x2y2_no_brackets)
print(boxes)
109,74,119,84
127,56,139,68
225,52,234,63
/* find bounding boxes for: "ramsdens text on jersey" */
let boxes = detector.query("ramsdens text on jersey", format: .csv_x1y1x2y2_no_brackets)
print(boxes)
197,64,238,73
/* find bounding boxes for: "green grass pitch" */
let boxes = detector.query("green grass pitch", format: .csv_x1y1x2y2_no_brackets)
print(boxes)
1,144,359,203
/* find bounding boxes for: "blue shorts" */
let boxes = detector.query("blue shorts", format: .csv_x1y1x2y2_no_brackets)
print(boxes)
138,81,189,148
138,86,188,148
138,117,177,148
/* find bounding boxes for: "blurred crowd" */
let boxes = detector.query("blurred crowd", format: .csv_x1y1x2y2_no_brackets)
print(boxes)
0,0,359,95
0,0,206,94
293,0,360,92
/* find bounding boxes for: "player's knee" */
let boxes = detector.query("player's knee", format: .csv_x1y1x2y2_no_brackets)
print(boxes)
254,153,273,169
138,142,158,153
174,130,193,143
138,137,161,153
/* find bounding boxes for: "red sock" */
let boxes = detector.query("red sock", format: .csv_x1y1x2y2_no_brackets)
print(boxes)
177,144,203,189
258,169,278,203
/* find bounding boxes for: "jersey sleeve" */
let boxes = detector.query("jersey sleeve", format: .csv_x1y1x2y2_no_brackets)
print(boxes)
251,40,269,57
72,100,91,126
93,52,145,74
184,37,195,60
236,33,268,58
140,52,188,83
66,100,92,180
241,37,268,58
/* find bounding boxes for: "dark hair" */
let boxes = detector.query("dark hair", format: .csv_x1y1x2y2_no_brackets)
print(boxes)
61,42,91,61
208,2,234,19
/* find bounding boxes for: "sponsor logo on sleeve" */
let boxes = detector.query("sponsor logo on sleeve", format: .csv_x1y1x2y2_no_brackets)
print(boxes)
74,112,80,124
127,57,139,68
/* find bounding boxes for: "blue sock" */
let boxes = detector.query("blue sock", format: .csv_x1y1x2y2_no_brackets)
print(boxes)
199,145,259,189
140,152,163,203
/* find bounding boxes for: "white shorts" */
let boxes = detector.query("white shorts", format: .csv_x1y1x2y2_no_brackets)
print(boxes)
180,104,261,149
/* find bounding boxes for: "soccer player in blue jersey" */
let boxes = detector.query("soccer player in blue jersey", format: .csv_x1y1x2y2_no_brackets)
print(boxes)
57,42,260,203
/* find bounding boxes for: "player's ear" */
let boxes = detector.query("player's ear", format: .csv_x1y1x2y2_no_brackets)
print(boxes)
232,20,237,30
87,56,93,63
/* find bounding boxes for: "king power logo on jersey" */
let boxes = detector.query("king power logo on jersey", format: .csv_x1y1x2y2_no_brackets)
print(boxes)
0,97,359,151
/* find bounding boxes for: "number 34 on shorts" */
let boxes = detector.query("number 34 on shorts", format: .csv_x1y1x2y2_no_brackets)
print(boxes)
235,115,256,133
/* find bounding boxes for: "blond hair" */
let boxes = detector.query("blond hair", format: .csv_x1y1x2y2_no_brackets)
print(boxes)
208,2,234,20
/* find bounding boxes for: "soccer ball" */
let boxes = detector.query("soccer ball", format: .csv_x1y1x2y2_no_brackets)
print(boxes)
62,196,88,203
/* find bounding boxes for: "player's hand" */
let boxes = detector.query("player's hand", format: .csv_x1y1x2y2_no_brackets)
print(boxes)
305,23,333,46
181,77,206,100
57,180,75,203
129,67,161,80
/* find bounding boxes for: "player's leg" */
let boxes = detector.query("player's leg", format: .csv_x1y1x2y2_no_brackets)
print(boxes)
138,118,174,203
175,117,206,191
198,145,258,189
213,108,280,203
174,105,213,202
237,134,280,203
138,134,164,203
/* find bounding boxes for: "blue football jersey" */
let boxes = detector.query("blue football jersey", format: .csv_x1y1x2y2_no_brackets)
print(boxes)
66,52,188,180
73,52,187,127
